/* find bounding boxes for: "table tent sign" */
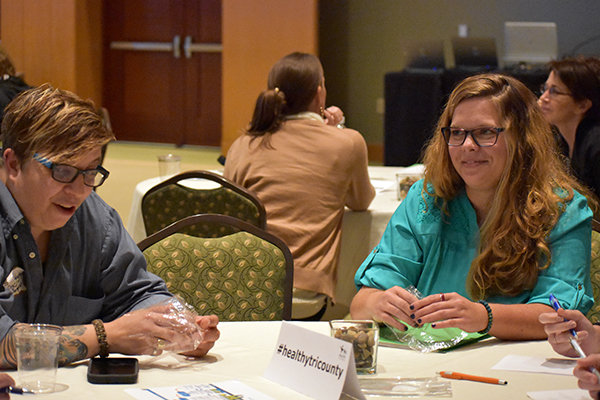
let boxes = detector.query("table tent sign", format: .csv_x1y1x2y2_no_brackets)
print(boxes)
264,322,366,400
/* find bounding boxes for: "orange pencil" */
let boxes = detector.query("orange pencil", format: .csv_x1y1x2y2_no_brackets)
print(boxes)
438,371,508,385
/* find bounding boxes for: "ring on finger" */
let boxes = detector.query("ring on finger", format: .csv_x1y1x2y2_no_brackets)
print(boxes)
157,338,167,350
440,293,445,302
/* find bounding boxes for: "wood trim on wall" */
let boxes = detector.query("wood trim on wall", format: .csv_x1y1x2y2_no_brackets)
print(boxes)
221,0,318,155
0,0,102,106
367,142,384,165
2,0,318,153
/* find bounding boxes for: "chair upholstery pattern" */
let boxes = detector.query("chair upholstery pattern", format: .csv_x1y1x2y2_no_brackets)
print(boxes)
143,231,289,321
586,222,600,323
141,171,266,238
143,185,261,237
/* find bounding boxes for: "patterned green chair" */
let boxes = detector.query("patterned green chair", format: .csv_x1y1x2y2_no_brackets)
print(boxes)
586,219,600,323
141,170,266,238
138,214,293,321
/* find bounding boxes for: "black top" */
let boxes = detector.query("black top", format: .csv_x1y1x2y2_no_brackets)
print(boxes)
555,119,600,198
0,75,31,122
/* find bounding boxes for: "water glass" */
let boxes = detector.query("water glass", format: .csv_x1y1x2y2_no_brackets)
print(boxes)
14,324,62,393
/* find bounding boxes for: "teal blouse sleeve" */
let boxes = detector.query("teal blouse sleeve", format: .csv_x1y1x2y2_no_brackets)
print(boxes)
354,180,427,291
525,190,593,314
355,182,594,314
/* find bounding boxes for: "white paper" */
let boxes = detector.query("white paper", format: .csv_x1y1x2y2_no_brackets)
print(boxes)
527,388,593,400
125,380,275,400
492,354,576,375
263,322,366,400
370,179,394,194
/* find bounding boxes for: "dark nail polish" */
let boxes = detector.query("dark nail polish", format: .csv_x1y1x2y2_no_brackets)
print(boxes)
410,305,414,310
413,323,419,328
410,314,415,319
403,325,408,331
417,319,422,324
432,323,437,328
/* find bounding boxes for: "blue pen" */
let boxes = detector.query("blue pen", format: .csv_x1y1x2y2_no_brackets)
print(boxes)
549,294,600,382
549,294,578,338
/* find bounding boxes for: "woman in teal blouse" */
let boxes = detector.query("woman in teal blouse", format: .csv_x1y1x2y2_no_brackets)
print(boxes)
351,74,597,340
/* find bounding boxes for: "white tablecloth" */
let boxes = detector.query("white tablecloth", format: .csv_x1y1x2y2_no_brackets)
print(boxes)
9,321,584,399
126,166,424,315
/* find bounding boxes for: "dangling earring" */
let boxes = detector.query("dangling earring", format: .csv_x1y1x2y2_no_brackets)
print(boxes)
319,107,325,119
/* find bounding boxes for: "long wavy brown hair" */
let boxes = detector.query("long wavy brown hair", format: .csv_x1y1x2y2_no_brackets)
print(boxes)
422,73,596,299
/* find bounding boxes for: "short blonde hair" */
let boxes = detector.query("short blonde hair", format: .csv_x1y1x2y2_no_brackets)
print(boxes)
1,84,114,166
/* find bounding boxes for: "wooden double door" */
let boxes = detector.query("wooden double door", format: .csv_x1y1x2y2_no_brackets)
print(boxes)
103,0,221,146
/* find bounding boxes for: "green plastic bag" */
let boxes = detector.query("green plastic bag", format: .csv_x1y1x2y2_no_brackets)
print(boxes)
382,322,485,353
381,285,486,352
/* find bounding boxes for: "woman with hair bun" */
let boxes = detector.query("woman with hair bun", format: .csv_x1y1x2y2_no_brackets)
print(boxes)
224,52,375,320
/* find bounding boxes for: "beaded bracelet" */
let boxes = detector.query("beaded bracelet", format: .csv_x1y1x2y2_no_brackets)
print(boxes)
477,300,493,334
92,319,109,358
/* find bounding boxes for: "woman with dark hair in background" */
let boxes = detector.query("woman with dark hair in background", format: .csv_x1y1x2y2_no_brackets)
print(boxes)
224,52,375,320
0,47,31,123
539,55,600,197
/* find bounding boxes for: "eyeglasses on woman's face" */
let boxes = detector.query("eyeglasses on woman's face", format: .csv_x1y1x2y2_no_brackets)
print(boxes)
33,153,110,187
441,127,504,147
539,84,572,99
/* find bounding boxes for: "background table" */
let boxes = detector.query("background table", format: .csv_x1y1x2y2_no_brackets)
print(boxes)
127,166,422,319
7,321,586,399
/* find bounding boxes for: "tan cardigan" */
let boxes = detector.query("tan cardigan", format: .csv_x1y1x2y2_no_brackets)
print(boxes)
224,118,375,301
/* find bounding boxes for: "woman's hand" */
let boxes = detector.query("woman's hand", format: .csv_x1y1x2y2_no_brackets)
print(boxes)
180,315,220,358
539,308,600,358
322,106,344,127
409,292,488,333
350,286,419,331
574,354,600,399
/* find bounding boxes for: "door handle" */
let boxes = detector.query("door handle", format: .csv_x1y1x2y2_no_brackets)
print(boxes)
183,36,222,59
110,36,182,58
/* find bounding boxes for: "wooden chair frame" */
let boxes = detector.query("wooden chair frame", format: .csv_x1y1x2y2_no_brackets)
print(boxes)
138,213,293,320
141,170,267,230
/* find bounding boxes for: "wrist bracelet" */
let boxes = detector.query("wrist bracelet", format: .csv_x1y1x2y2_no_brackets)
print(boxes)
477,300,493,335
92,319,109,358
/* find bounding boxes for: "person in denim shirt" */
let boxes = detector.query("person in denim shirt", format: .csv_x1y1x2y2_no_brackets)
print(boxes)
0,85,219,368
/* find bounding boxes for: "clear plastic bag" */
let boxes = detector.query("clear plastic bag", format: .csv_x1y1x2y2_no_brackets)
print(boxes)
129,295,203,354
384,286,484,353
358,377,452,397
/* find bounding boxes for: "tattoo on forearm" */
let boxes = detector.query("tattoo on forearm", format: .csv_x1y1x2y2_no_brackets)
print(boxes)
57,325,89,366
0,329,18,369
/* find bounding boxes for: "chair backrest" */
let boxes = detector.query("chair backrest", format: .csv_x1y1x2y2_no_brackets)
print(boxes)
138,214,293,321
586,219,600,323
141,170,267,237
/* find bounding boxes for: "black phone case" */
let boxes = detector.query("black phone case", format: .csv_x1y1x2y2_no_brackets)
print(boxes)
87,357,139,384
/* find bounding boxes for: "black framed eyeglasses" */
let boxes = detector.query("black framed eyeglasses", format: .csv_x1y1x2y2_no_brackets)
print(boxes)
33,153,110,187
441,127,504,147
539,84,572,98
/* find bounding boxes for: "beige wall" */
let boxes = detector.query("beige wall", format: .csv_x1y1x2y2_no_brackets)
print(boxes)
1,0,103,105
320,0,600,147
221,0,318,155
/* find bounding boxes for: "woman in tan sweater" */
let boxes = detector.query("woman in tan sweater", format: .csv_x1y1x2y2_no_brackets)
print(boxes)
224,52,375,320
